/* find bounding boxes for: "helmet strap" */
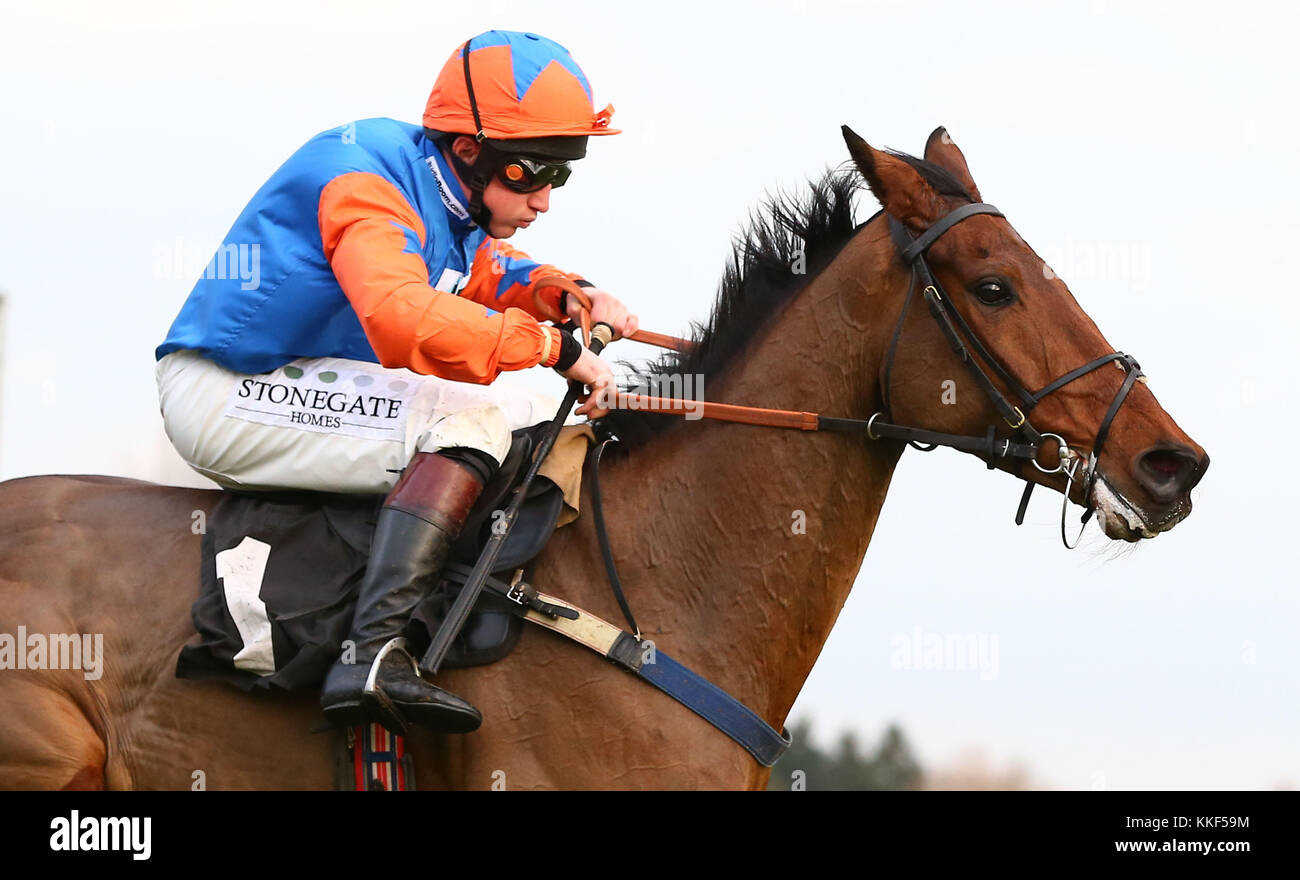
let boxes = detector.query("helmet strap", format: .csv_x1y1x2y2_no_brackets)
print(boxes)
446,138,498,229
457,36,494,228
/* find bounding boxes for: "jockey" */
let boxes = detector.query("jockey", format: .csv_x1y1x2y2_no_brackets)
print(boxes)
154,30,637,734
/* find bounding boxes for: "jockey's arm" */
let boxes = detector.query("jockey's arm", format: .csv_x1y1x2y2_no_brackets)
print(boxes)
459,237,582,322
319,173,565,384
461,238,640,340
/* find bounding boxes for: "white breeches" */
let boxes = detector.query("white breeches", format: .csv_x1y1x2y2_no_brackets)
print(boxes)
155,349,561,494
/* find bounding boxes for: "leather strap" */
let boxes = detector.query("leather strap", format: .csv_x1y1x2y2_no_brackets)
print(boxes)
482,571,792,766
916,272,1038,429
1080,353,1143,501
851,418,1039,463
1027,352,1128,406
440,562,578,620
615,395,821,430
900,203,1004,262
879,231,919,419
531,274,694,352
1015,480,1036,526
456,36,498,227
587,435,640,636
916,257,1038,411
461,38,486,141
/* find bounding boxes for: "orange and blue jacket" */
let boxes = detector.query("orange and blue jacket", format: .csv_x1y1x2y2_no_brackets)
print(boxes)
156,117,580,383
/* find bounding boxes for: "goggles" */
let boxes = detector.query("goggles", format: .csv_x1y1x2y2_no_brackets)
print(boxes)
497,155,572,193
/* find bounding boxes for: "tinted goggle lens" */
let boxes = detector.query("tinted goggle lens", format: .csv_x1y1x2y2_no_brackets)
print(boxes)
499,156,571,192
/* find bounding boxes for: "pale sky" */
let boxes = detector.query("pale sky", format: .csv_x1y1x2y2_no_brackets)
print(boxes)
1,0,1295,789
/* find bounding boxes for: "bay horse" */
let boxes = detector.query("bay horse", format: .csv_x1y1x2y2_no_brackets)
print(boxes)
0,127,1207,789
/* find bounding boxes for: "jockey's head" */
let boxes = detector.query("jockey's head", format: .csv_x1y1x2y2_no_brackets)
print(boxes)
423,30,620,238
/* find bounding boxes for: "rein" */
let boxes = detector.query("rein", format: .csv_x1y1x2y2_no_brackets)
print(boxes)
535,201,1146,549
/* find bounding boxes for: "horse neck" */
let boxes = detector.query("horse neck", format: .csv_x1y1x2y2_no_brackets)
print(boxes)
600,222,907,724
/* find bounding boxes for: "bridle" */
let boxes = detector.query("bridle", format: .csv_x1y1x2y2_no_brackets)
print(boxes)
534,202,1148,549
867,202,1145,547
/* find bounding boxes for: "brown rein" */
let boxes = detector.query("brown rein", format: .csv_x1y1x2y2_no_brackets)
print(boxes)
531,275,828,432
530,276,693,353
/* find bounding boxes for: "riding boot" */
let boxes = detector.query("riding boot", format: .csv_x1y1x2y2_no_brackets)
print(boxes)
319,447,496,735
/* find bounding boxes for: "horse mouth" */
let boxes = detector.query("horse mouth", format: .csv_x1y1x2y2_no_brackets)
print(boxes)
1091,474,1191,542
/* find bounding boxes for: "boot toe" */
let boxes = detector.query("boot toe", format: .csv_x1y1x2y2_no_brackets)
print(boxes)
321,649,482,734
383,663,483,734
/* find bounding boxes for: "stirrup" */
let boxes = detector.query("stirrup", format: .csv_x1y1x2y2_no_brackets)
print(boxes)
360,637,418,735
357,637,483,734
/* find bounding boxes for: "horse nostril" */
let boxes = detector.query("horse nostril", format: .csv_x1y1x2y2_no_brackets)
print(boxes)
1134,446,1205,503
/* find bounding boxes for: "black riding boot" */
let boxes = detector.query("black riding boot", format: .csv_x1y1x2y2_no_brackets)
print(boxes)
320,448,494,735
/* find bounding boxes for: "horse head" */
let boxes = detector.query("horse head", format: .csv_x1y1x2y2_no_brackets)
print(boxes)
843,125,1208,542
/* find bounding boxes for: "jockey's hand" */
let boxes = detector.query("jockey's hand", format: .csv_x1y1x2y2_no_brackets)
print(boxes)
560,347,615,419
565,287,639,341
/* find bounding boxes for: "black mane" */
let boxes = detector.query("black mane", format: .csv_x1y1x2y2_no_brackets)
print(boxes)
600,148,966,450
602,167,864,449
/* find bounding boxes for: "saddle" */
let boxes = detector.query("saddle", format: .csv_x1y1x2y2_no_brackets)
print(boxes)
176,422,592,692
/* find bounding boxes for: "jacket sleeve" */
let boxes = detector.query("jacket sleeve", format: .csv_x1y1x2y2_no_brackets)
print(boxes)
459,236,587,322
318,172,564,383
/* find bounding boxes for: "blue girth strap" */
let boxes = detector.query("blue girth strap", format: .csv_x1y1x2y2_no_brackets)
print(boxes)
631,647,793,766
597,626,791,766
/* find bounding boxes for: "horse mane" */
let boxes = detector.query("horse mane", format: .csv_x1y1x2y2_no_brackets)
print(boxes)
603,167,862,449
602,150,970,450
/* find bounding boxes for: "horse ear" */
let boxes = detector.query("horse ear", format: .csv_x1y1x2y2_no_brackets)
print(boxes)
922,126,982,202
842,124,946,233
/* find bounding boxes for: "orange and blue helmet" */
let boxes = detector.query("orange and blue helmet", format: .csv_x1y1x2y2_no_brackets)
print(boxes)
424,30,619,156
423,31,620,227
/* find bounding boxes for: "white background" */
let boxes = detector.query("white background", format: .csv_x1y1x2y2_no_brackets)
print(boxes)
1,0,1293,789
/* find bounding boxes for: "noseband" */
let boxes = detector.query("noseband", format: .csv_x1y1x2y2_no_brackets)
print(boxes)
867,203,1145,547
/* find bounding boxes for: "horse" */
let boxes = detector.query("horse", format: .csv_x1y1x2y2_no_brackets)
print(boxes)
0,126,1208,789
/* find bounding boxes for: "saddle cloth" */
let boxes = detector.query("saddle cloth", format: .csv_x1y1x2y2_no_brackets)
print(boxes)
175,422,594,692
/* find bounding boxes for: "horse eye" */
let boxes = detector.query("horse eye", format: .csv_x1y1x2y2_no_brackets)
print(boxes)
974,278,1013,306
